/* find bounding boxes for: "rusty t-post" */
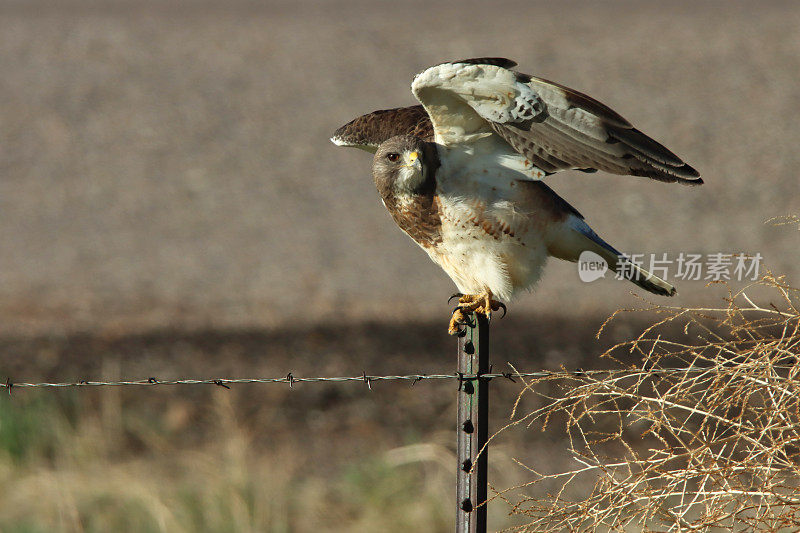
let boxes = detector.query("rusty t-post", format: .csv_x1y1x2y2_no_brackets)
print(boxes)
456,313,489,533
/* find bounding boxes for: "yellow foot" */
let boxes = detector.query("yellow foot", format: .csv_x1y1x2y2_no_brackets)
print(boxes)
447,292,507,335
448,306,473,335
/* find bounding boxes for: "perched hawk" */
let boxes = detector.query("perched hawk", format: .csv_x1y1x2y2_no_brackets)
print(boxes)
331,58,701,334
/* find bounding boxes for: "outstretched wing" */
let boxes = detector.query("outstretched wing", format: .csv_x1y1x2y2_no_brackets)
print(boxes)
410,58,701,185
330,105,433,153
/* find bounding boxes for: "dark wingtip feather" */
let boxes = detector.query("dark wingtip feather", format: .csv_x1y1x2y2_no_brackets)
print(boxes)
607,125,683,167
680,165,705,186
679,164,703,185
607,125,702,185
630,165,703,185
664,162,702,185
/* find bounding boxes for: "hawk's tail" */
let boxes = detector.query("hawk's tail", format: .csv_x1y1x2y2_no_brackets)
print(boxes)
610,252,677,297
553,216,677,297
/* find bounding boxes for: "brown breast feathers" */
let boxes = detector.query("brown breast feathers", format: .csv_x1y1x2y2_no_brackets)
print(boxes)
379,187,443,250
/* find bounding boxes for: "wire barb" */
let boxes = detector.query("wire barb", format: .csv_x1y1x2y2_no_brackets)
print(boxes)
502,372,516,383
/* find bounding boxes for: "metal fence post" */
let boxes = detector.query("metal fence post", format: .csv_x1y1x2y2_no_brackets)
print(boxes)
456,313,489,533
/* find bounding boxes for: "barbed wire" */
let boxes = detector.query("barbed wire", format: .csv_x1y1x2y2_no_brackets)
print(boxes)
3,365,795,391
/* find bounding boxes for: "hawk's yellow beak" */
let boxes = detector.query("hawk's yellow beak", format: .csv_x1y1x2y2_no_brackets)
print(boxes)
404,151,420,168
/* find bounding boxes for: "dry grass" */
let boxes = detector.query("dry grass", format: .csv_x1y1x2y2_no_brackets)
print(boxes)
5,273,796,532
0,389,458,533
492,271,800,531
1,275,799,531
2,265,799,531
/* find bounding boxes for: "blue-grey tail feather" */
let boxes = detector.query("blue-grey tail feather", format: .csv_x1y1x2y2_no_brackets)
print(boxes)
573,219,623,257
571,218,677,297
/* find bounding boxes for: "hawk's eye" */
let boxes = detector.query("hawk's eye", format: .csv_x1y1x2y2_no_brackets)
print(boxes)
386,152,400,162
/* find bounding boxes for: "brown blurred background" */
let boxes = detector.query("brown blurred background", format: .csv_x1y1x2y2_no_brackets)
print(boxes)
0,1,797,531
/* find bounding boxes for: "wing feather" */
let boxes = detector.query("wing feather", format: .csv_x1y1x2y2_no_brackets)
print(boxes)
411,59,702,185
330,105,432,153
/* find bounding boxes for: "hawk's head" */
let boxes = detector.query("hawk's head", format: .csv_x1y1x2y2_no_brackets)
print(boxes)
372,135,438,197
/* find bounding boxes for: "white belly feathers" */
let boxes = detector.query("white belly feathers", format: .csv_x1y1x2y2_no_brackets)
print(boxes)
417,144,555,301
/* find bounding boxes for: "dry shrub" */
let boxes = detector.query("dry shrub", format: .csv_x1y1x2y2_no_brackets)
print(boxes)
494,272,800,532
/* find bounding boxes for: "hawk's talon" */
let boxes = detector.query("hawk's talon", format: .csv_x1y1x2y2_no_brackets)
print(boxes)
449,306,476,335
447,291,506,332
453,306,476,327
496,301,507,318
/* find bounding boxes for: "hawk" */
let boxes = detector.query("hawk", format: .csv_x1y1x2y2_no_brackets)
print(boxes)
331,58,701,334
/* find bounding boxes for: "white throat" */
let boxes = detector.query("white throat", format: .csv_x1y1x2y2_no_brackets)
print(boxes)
397,164,425,190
